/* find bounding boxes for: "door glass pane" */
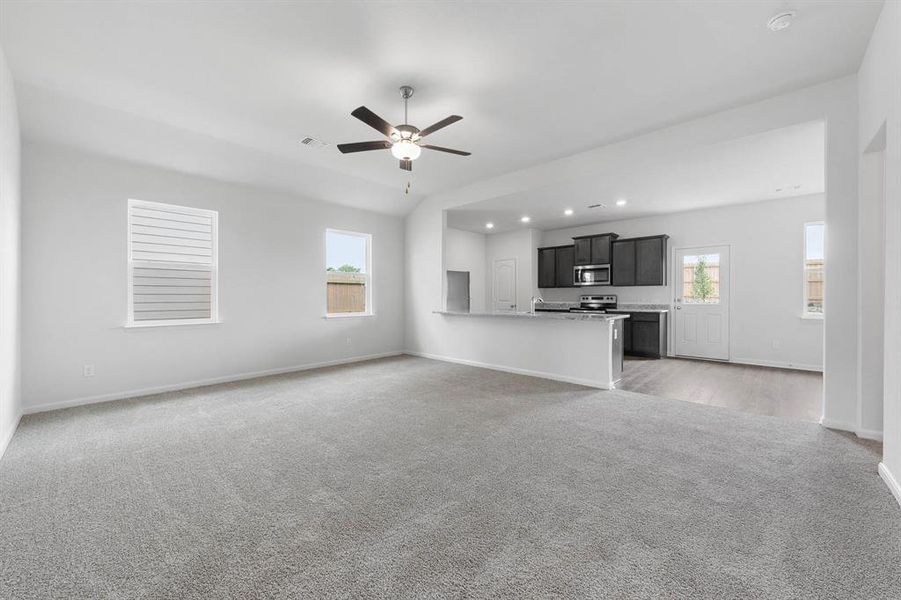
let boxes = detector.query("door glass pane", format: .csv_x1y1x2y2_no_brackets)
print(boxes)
682,254,720,304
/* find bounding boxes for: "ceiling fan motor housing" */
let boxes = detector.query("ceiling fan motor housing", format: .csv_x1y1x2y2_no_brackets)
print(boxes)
393,124,420,141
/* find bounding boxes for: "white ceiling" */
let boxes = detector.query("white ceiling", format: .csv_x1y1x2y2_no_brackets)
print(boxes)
446,120,826,233
0,1,881,215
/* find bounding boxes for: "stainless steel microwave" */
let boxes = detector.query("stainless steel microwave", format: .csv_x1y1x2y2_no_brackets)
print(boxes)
573,264,611,286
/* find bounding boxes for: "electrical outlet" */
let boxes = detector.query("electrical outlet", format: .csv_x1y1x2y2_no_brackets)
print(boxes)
83,364,95,377
345,337,352,346
771,340,782,350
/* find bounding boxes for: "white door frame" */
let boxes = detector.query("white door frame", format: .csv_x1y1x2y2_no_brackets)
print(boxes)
669,244,732,360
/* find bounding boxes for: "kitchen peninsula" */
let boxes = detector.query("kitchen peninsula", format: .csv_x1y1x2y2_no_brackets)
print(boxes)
434,310,628,389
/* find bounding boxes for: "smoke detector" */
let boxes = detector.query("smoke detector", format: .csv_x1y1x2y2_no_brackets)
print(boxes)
767,11,795,32
299,136,328,149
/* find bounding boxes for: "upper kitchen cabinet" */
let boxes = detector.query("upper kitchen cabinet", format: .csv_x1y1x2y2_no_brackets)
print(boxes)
537,245,575,288
611,235,669,286
554,245,575,287
538,247,556,288
611,239,636,286
573,233,618,265
635,236,667,285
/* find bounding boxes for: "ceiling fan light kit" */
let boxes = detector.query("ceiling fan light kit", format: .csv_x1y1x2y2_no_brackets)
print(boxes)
337,85,470,173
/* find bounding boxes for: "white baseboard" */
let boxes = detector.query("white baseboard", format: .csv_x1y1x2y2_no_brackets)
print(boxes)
0,411,22,459
727,357,823,372
819,417,884,441
23,351,403,415
878,462,901,509
855,428,884,442
404,351,612,390
819,417,856,433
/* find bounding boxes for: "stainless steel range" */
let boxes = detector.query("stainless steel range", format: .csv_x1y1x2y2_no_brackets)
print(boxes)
569,294,617,314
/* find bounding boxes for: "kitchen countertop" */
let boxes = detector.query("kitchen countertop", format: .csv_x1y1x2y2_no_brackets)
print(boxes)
610,304,670,313
533,302,578,311
435,310,629,321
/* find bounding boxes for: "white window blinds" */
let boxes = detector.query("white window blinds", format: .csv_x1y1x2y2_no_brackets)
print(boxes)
127,199,218,325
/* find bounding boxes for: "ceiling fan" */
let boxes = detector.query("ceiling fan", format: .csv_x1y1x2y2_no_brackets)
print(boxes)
337,85,470,172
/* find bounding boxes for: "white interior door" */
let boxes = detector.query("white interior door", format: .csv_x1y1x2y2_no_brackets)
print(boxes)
674,246,730,360
493,258,517,312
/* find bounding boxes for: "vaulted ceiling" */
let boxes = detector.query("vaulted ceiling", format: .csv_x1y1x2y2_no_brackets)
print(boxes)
0,1,882,215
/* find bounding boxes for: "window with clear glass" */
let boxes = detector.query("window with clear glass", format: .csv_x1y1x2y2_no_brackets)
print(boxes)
326,229,372,316
682,253,720,304
804,222,825,317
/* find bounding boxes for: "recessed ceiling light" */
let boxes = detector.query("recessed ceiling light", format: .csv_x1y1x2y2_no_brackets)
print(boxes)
521,216,531,223
767,11,795,32
485,222,494,229
616,199,627,207
564,209,574,216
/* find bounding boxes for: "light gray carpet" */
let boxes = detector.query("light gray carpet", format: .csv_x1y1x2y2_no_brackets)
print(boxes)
1,356,899,599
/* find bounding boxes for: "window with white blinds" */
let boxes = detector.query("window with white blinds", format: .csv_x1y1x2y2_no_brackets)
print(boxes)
127,199,218,326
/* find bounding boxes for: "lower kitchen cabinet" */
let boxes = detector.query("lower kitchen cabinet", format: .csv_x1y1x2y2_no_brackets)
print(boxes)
608,311,667,358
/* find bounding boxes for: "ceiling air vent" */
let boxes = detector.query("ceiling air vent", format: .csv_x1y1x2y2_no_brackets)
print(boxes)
299,136,328,149
587,203,607,209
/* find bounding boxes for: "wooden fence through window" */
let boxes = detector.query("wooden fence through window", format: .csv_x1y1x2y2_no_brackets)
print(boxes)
327,271,366,313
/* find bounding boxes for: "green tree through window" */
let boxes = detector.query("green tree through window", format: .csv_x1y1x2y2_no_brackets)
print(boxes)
326,264,361,273
692,256,715,302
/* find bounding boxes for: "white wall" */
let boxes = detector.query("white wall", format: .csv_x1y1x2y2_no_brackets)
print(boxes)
407,77,857,429
0,46,21,456
21,142,405,412
858,1,901,504
484,228,538,312
858,150,885,437
444,227,486,312
539,195,825,371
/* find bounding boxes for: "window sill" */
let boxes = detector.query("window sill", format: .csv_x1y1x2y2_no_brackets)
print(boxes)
325,313,374,319
124,320,222,329
800,314,824,321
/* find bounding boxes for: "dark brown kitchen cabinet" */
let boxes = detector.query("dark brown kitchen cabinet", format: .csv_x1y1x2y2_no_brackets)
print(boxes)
611,234,668,286
572,233,618,265
573,237,592,265
538,247,556,288
635,236,667,285
554,245,574,287
607,311,667,358
537,245,575,288
611,240,636,286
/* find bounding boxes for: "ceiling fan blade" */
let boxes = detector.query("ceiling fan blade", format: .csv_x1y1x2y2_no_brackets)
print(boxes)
417,115,462,138
399,159,412,171
421,144,471,156
351,106,397,138
336,140,392,154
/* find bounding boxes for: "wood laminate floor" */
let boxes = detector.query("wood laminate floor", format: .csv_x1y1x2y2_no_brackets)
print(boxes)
617,356,824,423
